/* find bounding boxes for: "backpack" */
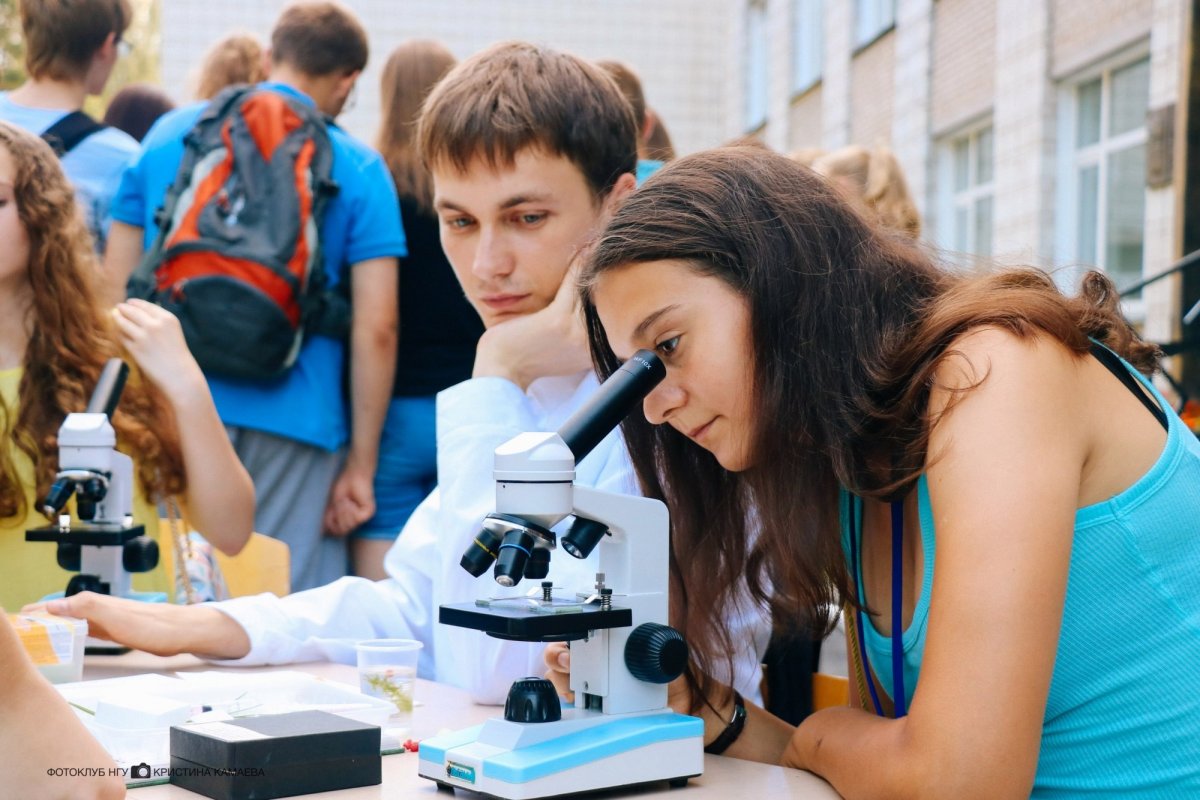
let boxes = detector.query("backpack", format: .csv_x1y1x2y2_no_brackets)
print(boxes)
40,110,107,157
127,85,345,380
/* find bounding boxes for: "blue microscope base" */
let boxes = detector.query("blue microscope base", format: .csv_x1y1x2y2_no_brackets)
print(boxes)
418,711,704,799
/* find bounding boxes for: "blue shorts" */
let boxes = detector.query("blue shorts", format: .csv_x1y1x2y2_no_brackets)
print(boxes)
354,395,438,540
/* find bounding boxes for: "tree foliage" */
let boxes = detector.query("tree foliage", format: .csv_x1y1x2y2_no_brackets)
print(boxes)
0,0,161,109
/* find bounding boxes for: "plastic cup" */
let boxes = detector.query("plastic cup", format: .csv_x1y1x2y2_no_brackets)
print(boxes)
356,639,422,733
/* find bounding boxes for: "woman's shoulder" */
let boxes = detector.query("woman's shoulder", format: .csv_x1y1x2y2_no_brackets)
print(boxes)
934,326,1082,390
927,326,1087,429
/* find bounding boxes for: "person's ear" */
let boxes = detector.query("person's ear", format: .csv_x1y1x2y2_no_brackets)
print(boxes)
338,70,361,100
603,172,638,213
96,32,118,62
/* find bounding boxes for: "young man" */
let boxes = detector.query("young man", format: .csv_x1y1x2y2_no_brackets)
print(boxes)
102,1,402,591
0,0,139,248
43,42,770,707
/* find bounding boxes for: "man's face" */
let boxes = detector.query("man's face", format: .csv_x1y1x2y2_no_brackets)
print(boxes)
432,148,603,328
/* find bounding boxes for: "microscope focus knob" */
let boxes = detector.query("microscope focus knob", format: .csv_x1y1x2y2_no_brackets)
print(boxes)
122,536,160,573
624,623,689,684
504,677,562,724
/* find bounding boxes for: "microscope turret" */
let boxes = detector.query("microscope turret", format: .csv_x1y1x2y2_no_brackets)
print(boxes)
419,352,705,798
27,359,160,605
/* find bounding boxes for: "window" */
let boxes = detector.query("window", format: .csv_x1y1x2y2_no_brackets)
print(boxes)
792,0,823,93
745,2,769,130
1059,55,1150,295
854,0,895,47
936,124,995,262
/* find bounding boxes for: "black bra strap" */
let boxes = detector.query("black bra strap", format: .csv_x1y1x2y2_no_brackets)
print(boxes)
1089,342,1168,431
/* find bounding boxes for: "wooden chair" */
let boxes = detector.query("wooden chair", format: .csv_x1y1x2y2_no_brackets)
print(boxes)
157,520,291,599
812,672,850,711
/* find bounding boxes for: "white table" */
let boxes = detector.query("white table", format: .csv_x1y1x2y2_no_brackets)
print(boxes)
85,652,840,799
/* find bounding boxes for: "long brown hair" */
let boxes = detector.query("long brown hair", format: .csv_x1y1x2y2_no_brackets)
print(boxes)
579,146,1157,691
0,122,185,521
375,40,456,213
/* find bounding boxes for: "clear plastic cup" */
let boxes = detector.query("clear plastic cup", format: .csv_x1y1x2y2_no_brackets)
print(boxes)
355,639,422,734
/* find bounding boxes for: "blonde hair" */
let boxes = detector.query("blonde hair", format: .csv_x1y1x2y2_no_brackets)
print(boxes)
193,33,267,100
788,147,824,167
813,145,921,238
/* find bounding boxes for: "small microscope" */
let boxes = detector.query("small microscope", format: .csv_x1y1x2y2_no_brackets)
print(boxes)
418,351,704,799
26,359,161,616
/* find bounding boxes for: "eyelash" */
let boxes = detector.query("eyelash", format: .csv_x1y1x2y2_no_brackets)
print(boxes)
655,336,680,357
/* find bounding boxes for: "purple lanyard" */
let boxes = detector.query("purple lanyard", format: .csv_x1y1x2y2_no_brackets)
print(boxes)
848,497,908,718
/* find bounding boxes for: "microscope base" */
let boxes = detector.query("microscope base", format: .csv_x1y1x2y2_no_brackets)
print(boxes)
418,710,703,799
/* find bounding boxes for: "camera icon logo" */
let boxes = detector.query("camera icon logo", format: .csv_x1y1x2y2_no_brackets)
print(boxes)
130,763,153,779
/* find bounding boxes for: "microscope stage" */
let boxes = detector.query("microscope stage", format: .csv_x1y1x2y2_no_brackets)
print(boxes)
440,601,632,642
26,522,146,546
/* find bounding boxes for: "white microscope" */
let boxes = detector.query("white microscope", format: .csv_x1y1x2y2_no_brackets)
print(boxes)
418,351,704,799
26,359,162,617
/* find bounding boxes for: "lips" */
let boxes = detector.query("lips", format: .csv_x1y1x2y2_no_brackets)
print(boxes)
686,418,716,441
481,293,530,311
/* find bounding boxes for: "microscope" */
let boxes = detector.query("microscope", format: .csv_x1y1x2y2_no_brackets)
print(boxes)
26,359,162,620
418,351,704,799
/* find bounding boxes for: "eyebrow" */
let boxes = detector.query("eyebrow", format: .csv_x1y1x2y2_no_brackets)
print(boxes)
632,304,682,343
435,193,555,214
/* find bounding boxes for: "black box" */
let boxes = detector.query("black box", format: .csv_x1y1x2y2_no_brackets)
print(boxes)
169,710,381,800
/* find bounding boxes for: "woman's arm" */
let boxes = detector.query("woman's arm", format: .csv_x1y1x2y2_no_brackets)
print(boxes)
0,613,125,800
112,300,255,555
783,329,1085,799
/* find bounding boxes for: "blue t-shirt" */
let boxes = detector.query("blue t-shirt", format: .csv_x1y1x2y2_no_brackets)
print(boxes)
636,159,665,186
112,82,406,451
0,92,139,249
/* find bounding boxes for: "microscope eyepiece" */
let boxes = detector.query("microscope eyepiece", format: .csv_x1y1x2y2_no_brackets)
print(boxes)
557,350,664,462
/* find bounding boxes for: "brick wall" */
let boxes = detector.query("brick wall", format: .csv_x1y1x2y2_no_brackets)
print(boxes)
931,0,997,134
850,31,896,148
1052,0,1153,76
787,86,823,151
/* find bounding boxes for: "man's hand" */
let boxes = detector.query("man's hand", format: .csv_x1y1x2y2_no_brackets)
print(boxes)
472,252,592,389
23,593,251,660
322,455,376,537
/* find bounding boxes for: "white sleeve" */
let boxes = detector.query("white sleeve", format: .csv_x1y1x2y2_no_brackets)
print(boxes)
429,377,553,703
207,491,440,678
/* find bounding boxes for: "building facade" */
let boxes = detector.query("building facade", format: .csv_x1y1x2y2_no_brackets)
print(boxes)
734,0,1187,342
158,0,729,157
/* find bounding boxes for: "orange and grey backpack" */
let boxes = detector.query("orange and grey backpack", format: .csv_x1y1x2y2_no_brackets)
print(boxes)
128,85,346,380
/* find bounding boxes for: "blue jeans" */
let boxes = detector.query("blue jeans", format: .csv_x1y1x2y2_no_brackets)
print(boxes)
354,396,438,540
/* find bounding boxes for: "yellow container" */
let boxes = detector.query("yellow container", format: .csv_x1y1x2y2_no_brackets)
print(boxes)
8,612,87,683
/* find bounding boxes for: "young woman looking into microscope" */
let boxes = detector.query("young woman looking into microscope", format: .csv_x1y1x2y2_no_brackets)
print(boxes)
547,146,1200,798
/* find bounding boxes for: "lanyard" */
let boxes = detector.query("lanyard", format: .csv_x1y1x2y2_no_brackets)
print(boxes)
848,497,908,718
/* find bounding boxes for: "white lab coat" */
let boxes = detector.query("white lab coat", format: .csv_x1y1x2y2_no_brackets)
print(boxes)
212,373,770,705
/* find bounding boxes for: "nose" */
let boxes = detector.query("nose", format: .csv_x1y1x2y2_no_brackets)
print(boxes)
472,226,515,281
642,378,685,426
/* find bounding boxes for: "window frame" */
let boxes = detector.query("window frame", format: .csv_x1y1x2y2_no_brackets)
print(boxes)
744,0,770,131
934,118,996,266
1054,42,1151,315
791,0,824,96
853,0,895,50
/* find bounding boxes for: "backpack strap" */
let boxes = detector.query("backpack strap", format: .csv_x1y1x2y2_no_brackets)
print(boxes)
41,111,107,157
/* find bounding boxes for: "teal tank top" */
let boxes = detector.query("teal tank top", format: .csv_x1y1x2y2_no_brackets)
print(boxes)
841,351,1200,797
